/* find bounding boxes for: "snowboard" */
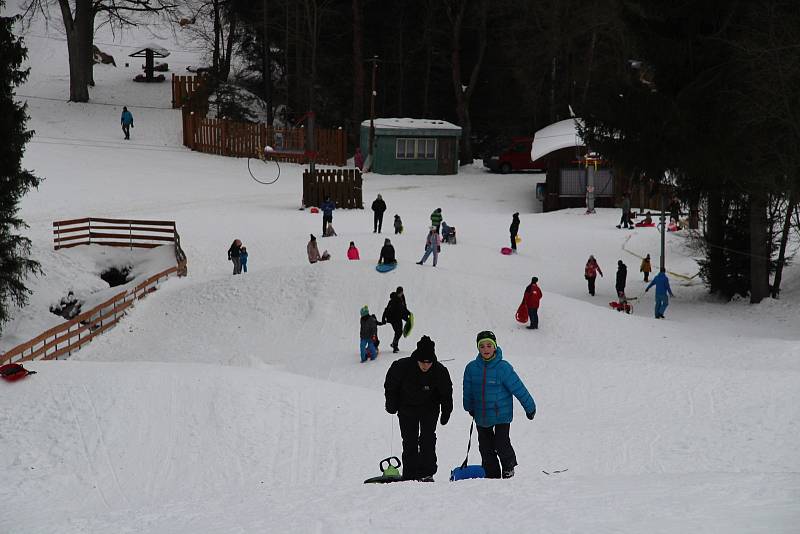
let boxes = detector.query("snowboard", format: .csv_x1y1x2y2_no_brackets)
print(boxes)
376,262,397,273
402,312,415,337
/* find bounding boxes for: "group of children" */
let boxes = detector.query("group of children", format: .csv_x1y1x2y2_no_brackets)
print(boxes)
227,239,249,274
359,286,411,362
585,253,675,318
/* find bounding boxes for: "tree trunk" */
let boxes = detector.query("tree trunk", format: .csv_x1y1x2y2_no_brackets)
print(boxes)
212,0,221,75
394,4,404,115
749,190,769,303
706,191,725,294
447,0,487,165
59,0,91,102
85,9,97,87
262,0,273,125
220,14,237,82
770,187,797,297
351,0,364,149
421,3,434,117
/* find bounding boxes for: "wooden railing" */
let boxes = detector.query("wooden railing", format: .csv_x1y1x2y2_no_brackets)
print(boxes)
0,266,179,365
303,168,363,209
172,74,209,110
181,109,347,166
0,218,189,365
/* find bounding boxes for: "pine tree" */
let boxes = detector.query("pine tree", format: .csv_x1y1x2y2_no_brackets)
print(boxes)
1,3,42,334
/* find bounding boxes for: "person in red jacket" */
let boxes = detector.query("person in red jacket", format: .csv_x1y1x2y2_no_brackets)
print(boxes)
584,255,603,296
523,277,542,329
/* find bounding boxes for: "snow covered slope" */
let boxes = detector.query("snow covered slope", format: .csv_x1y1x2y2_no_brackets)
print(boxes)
2,1,800,532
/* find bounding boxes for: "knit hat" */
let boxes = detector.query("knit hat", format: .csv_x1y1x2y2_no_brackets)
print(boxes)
360,305,369,317
531,276,538,284
310,234,316,241
476,330,497,349
412,335,437,363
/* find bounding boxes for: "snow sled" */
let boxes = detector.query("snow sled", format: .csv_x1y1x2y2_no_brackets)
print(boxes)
610,301,633,314
0,363,37,382
403,312,415,337
309,207,319,213
450,421,485,482
376,262,397,273
364,456,403,484
515,301,528,324
634,222,656,227
500,247,513,255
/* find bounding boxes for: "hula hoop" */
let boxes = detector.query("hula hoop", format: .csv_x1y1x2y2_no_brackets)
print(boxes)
247,157,281,185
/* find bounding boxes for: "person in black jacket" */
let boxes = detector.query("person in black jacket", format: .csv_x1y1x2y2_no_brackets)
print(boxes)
371,194,387,233
509,212,520,253
384,336,453,481
615,260,628,310
379,238,396,265
382,292,408,353
227,239,242,274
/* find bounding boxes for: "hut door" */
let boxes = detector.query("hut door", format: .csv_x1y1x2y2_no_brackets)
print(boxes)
438,138,455,174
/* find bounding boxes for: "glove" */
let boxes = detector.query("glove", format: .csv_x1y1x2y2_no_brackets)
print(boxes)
386,405,397,415
440,412,450,426
645,288,649,293
468,411,474,419
526,410,536,420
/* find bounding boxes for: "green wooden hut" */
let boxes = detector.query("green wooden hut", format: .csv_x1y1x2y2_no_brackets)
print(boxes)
360,118,461,175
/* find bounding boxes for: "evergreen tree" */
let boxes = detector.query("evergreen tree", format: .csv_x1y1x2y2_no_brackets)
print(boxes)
0,3,42,334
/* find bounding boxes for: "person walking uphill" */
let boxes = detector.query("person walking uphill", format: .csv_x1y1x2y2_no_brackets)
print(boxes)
523,277,542,329
640,254,652,282
382,292,409,353
417,227,441,267
321,196,336,236
617,193,632,229
646,268,675,319
227,239,242,275
384,335,453,481
360,306,380,362
463,331,536,479
121,106,134,140
371,194,387,233
584,255,603,296
509,212,520,253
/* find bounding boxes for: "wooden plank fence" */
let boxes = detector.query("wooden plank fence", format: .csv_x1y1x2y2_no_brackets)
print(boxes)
303,168,363,209
0,217,189,366
172,74,209,110
181,109,346,166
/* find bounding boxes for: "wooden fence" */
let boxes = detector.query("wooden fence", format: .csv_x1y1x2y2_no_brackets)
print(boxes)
303,168,363,209
53,217,181,251
181,109,347,166
0,266,179,366
172,73,209,110
0,218,189,366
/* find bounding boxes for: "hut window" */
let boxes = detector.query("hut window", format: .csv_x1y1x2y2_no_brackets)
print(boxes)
396,138,437,159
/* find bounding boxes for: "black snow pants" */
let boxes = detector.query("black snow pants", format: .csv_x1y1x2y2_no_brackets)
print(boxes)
374,212,384,233
389,320,402,350
477,423,516,479
398,410,439,480
587,275,597,296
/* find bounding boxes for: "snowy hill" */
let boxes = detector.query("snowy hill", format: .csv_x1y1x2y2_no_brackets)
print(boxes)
2,2,800,532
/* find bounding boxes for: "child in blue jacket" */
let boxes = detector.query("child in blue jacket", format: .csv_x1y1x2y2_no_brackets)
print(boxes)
463,330,536,479
239,246,248,273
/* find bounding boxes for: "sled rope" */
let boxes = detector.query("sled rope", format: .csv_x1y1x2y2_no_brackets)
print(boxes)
461,420,477,469
246,157,281,185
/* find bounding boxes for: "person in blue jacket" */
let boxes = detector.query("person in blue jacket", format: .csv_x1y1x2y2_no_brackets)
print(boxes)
321,196,336,236
120,106,134,140
463,330,536,479
645,267,675,319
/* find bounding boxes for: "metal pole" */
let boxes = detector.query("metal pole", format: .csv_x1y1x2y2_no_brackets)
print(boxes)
586,162,596,214
659,192,666,271
368,55,378,159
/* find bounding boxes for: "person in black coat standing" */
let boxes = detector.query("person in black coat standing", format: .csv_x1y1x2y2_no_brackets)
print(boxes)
615,260,628,309
509,212,520,253
371,194,387,233
384,336,453,481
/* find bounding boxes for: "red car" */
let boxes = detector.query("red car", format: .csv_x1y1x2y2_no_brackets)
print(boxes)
483,137,546,174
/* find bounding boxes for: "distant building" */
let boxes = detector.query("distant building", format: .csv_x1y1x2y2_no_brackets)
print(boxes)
360,118,461,175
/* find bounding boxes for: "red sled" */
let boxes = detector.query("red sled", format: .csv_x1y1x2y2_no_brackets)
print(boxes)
609,301,633,314
309,207,320,214
516,301,529,324
501,247,513,255
0,363,37,382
